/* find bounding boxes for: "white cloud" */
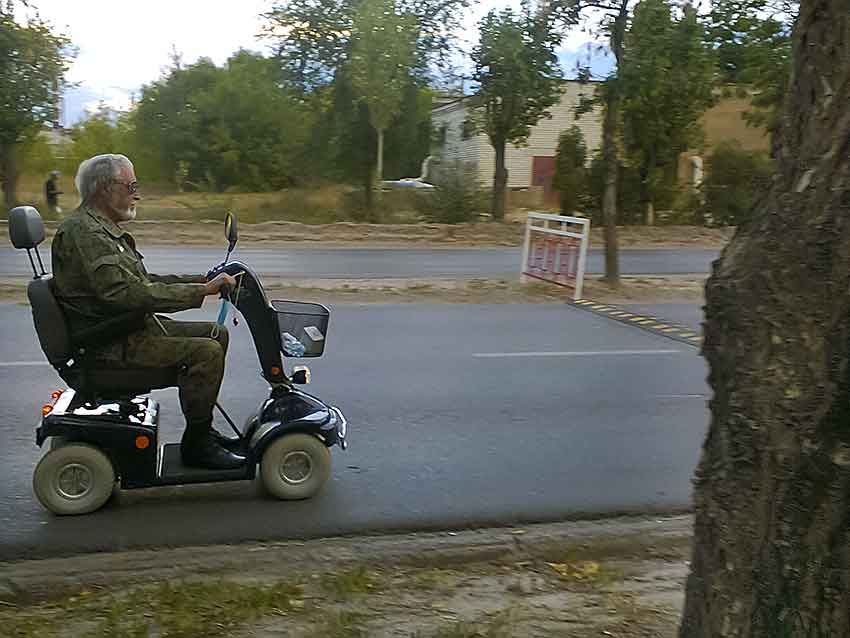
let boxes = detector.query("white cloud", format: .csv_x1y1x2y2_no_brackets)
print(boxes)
28,1,270,96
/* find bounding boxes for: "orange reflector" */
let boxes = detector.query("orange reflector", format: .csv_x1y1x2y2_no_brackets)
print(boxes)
135,436,150,450
51,390,63,400
42,405,53,416
270,366,281,376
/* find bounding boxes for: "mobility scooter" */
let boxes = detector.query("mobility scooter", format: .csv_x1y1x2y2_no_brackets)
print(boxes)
8,206,347,516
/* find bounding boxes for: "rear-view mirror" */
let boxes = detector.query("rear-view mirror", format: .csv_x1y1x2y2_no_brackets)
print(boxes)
224,211,238,251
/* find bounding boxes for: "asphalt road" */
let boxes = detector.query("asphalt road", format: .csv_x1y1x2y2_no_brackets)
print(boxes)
0,302,708,560
0,246,719,279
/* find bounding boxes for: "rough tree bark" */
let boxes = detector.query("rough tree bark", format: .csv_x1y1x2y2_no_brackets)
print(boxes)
679,0,850,636
493,139,508,221
600,0,628,285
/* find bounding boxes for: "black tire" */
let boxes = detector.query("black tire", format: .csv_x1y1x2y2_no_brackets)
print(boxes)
260,434,331,500
33,444,115,515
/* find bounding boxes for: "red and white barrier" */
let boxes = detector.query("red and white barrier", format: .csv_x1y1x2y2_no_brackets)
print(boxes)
521,213,590,300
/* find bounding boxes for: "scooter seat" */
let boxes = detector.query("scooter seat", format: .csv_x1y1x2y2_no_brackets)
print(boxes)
63,367,179,400
26,276,179,401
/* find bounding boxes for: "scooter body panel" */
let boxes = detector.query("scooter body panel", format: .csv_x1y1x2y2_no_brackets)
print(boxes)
37,390,160,488
37,388,344,491
244,387,348,457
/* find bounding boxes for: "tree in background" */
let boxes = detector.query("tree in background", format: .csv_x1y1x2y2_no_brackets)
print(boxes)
0,5,71,208
619,0,715,225
705,0,795,143
472,5,566,221
63,107,129,172
551,0,630,284
264,0,473,91
350,0,417,192
679,0,850,634
130,51,313,192
552,126,588,215
262,0,472,199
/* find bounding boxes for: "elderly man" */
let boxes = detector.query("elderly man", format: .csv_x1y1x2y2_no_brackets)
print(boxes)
51,154,245,470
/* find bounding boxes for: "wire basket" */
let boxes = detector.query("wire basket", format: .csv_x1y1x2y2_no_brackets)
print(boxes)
272,300,330,358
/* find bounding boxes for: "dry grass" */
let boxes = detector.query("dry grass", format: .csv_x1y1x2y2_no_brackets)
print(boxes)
14,178,423,225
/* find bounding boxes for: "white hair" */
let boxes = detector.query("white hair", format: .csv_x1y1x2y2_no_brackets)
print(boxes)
74,154,134,205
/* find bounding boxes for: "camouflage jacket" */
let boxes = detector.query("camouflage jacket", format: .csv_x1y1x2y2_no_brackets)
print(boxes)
51,206,207,341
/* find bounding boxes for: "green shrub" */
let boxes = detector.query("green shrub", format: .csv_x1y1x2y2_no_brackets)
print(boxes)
702,142,774,226
413,161,486,224
586,155,644,225
552,126,588,215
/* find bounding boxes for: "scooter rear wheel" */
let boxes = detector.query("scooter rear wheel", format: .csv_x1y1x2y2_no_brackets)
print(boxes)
33,443,115,516
260,434,331,500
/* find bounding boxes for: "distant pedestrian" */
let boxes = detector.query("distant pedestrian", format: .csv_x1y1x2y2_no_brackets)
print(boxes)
45,170,63,215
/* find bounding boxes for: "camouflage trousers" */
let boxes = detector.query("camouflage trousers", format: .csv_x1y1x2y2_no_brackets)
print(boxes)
93,316,229,438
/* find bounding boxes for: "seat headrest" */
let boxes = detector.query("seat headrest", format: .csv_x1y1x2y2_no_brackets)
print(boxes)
8,206,45,249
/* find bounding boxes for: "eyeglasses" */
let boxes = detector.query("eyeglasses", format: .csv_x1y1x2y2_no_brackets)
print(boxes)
111,180,139,194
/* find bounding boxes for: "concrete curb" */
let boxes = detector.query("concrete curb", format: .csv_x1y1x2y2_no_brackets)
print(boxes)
570,299,704,347
0,515,694,602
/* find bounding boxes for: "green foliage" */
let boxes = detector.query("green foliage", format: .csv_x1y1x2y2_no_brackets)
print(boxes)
552,126,589,215
351,0,418,182
413,161,486,224
262,0,468,198
0,9,70,146
351,0,417,134
0,7,72,205
18,132,60,178
472,8,564,150
472,6,566,219
586,154,645,225
63,107,130,173
702,141,774,226
704,0,795,133
620,0,715,220
382,83,433,179
131,51,314,191
263,0,474,89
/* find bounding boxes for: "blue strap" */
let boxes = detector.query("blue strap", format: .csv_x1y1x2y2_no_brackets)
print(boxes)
216,300,230,326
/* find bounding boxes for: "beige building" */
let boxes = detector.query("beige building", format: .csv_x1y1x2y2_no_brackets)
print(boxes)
432,82,769,208
430,81,604,206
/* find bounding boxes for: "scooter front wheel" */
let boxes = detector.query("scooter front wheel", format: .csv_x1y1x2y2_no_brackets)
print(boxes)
33,443,115,515
260,434,331,500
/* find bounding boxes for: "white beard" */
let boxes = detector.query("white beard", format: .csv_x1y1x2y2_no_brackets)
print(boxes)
116,206,137,222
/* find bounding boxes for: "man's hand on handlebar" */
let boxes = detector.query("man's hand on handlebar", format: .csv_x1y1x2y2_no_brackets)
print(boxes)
204,273,238,297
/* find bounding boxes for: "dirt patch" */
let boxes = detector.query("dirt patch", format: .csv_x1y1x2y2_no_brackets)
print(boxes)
1,515,692,638
0,275,706,306
1,218,732,249
581,275,706,304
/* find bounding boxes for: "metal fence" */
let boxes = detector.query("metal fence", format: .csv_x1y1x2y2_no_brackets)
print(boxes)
520,213,590,300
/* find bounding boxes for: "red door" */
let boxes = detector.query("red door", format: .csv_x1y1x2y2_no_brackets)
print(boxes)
532,156,559,209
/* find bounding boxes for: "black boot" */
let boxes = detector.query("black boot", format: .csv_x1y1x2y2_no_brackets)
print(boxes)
211,429,247,454
181,431,247,470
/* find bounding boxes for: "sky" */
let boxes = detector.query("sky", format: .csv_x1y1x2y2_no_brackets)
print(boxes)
21,0,611,126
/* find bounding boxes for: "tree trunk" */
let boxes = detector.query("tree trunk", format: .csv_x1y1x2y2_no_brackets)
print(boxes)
641,165,655,226
1,142,18,210
492,139,508,221
376,126,384,203
679,1,850,636
600,0,628,285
